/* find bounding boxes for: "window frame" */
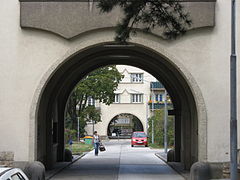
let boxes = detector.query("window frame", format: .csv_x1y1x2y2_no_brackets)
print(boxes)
130,73,143,83
131,94,143,103
87,97,95,106
114,94,120,103
155,94,163,101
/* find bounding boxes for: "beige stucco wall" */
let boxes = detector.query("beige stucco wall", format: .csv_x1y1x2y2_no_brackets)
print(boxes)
0,0,239,164
85,103,148,136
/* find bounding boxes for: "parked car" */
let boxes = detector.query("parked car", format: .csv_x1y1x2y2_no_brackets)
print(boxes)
131,131,148,147
0,167,29,180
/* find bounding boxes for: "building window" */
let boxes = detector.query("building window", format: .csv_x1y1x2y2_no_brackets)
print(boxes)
159,94,163,101
114,94,120,103
87,97,95,106
131,73,143,83
155,94,163,101
131,94,143,103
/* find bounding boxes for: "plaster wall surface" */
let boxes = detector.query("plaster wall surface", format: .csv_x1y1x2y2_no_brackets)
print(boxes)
85,103,147,136
20,1,216,39
0,0,238,164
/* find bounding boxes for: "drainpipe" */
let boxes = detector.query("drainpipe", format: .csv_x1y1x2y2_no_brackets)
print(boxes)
230,0,238,179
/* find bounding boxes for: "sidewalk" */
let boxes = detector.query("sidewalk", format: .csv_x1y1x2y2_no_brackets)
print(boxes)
155,150,190,180
155,151,230,180
46,154,85,180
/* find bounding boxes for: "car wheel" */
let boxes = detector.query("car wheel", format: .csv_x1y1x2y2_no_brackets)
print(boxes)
131,145,133,147
145,145,148,147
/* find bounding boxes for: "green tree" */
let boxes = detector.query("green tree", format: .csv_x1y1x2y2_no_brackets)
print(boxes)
97,0,192,42
148,109,174,147
66,65,124,137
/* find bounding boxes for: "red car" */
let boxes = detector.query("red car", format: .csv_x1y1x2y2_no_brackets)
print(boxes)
131,131,148,147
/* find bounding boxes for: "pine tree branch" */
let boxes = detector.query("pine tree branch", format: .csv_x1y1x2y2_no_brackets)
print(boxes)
97,0,192,42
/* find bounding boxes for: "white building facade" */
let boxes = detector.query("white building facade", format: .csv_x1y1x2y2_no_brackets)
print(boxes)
84,65,168,137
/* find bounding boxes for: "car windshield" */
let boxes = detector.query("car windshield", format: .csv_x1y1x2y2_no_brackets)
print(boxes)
133,132,146,138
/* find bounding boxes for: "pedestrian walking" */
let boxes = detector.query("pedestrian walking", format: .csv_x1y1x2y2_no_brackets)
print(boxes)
92,131,101,156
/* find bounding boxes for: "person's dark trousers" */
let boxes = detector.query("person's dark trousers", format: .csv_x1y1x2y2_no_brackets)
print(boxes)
94,142,100,155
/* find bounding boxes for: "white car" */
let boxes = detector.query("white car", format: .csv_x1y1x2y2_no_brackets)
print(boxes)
0,167,29,180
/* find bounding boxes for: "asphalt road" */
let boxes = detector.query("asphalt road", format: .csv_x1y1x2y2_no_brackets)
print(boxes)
51,140,185,180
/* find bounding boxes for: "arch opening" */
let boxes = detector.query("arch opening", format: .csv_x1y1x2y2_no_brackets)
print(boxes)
107,113,144,139
33,42,205,170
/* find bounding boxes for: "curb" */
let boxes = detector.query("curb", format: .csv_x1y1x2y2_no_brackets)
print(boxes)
46,153,87,180
155,153,189,180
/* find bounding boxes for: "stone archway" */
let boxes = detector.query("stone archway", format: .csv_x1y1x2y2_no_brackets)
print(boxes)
107,113,144,138
30,42,207,170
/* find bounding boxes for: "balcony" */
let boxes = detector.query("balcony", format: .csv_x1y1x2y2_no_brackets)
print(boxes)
148,101,173,110
149,103,164,110
150,82,165,89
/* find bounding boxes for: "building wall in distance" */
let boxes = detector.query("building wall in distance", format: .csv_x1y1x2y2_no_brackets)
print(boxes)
85,65,161,136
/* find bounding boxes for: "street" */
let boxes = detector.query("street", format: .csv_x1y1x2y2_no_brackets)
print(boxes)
51,140,185,180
